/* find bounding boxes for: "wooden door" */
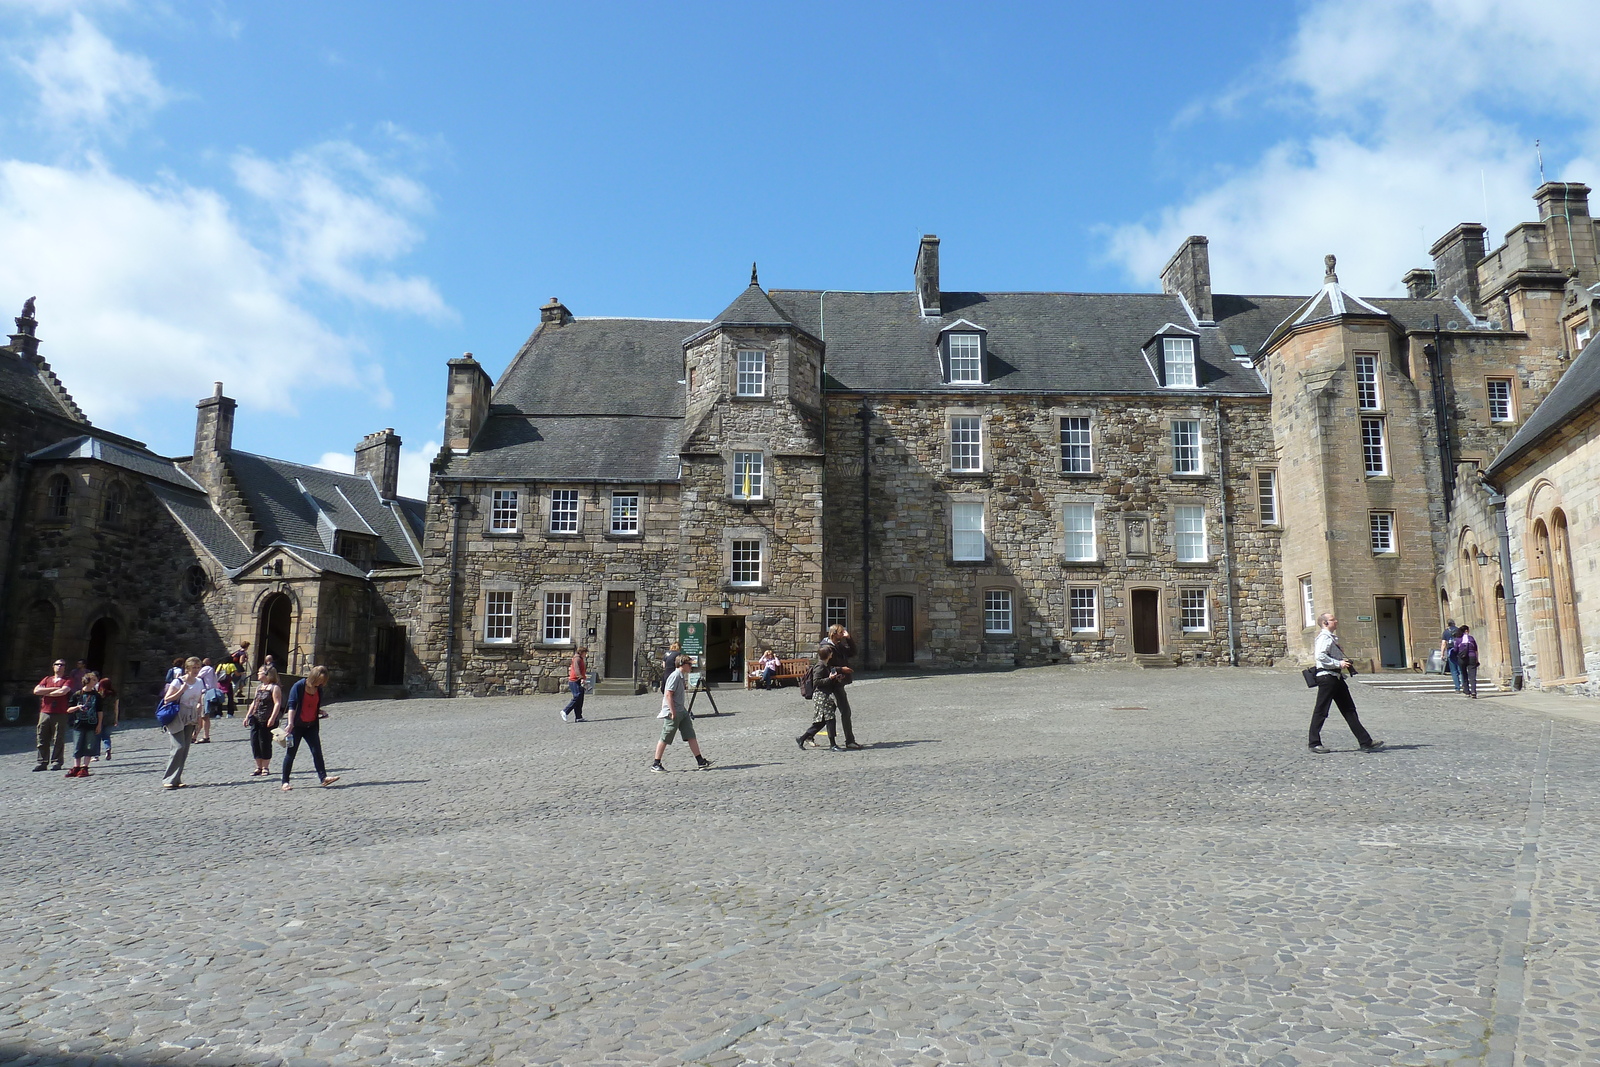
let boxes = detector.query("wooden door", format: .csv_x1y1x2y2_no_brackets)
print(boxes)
605,591,636,678
885,595,914,664
1131,589,1161,654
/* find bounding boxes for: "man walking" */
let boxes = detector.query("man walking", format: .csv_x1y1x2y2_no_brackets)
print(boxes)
561,646,588,722
1440,619,1463,692
1310,613,1384,754
32,659,75,771
650,654,711,773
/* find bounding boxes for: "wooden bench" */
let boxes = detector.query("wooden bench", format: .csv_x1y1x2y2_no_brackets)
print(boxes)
746,657,809,689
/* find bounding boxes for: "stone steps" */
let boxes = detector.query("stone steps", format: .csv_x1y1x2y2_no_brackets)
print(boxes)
1354,675,1504,695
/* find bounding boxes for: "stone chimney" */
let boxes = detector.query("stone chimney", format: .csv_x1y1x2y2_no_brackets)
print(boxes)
540,297,572,326
1534,182,1597,281
355,427,402,499
915,235,940,316
1429,223,1487,314
445,353,492,453
8,296,39,362
1402,268,1437,299
189,381,237,495
1160,236,1214,323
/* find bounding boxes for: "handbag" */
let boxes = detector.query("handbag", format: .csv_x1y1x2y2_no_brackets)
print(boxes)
155,700,181,726
1301,667,1320,688
273,723,291,747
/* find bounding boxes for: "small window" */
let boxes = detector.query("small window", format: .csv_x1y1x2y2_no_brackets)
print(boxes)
1257,470,1278,526
983,589,1013,634
543,592,572,643
1060,417,1092,473
1300,576,1315,628
952,501,985,561
1361,418,1388,476
1487,379,1513,423
1370,511,1396,554
484,591,514,643
1163,337,1196,388
825,596,849,631
1575,323,1593,352
550,489,579,533
733,452,764,500
1063,504,1096,561
610,492,640,534
1175,505,1207,562
1180,588,1210,631
948,334,983,384
1355,354,1381,410
731,539,762,585
101,482,126,526
490,489,520,532
45,474,70,519
1171,420,1202,474
950,416,982,472
182,566,208,600
736,349,766,397
1069,588,1098,632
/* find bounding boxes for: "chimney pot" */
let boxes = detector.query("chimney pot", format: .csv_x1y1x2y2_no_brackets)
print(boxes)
540,298,572,326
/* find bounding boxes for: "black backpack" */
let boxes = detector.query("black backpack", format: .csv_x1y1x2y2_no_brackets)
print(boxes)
799,665,815,700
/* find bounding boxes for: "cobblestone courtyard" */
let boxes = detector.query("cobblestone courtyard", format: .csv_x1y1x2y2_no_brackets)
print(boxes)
2,665,1597,1067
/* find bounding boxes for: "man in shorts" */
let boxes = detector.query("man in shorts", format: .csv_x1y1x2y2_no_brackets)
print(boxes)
651,654,712,773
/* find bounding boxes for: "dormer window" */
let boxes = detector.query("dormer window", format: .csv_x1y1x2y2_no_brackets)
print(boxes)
1163,337,1196,387
946,334,983,384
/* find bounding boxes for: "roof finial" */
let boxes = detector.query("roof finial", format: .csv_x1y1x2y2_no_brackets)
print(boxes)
750,262,759,287
1324,254,1338,284
21,296,35,320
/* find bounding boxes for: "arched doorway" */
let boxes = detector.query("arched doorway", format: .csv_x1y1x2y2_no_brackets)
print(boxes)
86,617,120,678
257,593,293,672
1531,518,1561,679
1552,510,1584,677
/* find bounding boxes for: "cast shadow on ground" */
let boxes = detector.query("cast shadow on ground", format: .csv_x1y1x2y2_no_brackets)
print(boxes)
859,739,941,750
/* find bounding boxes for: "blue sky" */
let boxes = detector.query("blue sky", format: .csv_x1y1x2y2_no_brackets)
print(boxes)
1,1,1596,497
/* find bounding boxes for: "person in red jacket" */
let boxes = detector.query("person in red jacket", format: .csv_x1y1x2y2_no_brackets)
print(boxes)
562,646,588,722
33,659,75,771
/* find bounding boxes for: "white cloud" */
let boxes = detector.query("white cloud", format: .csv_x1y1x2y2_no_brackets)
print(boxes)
315,451,356,475
315,438,438,500
15,11,167,131
1107,0,1600,296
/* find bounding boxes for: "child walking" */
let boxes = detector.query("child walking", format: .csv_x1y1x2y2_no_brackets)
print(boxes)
94,676,119,761
67,672,103,778
796,644,846,752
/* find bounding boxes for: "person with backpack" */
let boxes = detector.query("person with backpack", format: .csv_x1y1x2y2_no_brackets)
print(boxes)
796,643,847,752
272,665,339,791
65,672,103,778
159,657,206,790
1440,620,1463,693
244,665,284,777
1455,624,1480,699
820,625,863,749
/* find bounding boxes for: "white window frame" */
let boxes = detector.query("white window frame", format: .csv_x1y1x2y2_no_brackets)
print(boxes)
950,416,983,472
484,590,515,644
952,501,985,562
1300,577,1316,629
1575,323,1592,351
1063,504,1096,562
983,589,1014,634
947,334,983,384
1487,378,1514,423
1355,354,1382,410
543,592,573,644
736,349,766,397
550,489,580,533
1060,416,1092,474
1172,420,1203,474
731,539,762,586
1370,511,1396,554
1069,587,1099,633
733,451,765,500
1361,417,1388,476
1256,469,1278,526
1179,588,1210,632
490,489,520,533
610,491,640,535
1175,505,1207,562
825,596,849,631
1163,337,1196,388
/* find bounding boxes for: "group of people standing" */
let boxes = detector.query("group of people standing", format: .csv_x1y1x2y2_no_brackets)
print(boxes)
32,658,118,776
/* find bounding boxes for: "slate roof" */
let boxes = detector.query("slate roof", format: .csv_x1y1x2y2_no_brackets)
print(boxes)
27,435,204,491
770,290,1268,395
1486,334,1600,478
224,451,424,569
1213,293,1461,357
712,280,797,329
0,350,85,424
145,482,254,569
441,414,681,483
490,318,704,417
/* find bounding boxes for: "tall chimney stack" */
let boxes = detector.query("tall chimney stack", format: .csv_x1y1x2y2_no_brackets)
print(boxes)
1160,236,1214,323
915,235,941,316
445,353,492,454
355,428,402,499
190,381,237,497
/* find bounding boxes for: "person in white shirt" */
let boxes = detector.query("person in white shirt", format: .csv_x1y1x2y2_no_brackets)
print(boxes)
1309,613,1384,754
195,659,220,743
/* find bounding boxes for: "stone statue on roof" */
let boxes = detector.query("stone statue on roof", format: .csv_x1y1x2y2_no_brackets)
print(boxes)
20,296,35,319
1323,255,1338,284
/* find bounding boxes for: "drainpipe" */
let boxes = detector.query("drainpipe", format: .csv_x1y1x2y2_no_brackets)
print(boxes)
856,403,873,666
1424,318,1456,517
445,494,465,697
1213,399,1240,666
1483,477,1525,690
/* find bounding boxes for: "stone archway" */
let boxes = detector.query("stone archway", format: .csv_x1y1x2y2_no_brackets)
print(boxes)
256,593,294,673
86,617,120,680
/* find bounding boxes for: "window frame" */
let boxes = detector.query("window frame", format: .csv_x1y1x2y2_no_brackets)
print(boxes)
1175,505,1208,562
824,596,849,631
1361,417,1388,476
1060,416,1093,474
951,499,986,562
1354,353,1382,411
45,474,70,519
1162,336,1197,388
542,591,573,644
549,488,580,534
609,491,641,535
1171,419,1203,475
1486,378,1514,423
946,332,984,385
735,348,767,397
101,480,126,527
1370,510,1396,555
490,489,521,533
1256,469,1278,527
949,415,983,473
730,538,763,586
983,589,1014,635
483,590,515,644
1300,576,1316,629
732,451,765,501
1063,503,1096,562
1179,588,1210,632
1068,587,1099,634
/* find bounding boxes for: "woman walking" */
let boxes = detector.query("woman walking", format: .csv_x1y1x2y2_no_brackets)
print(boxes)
66,672,102,778
272,665,339,791
160,657,206,789
821,624,862,749
94,676,119,761
796,643,847,752
1456,624,1480,699
244,665,283,776
561,646,588,722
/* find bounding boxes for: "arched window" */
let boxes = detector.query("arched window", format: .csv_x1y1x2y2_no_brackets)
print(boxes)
182,566,208,600
44,474,70,519
101,482,126,526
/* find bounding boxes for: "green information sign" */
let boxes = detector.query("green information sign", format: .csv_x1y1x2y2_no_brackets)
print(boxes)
1356,615,1373,621
678,621,705,658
